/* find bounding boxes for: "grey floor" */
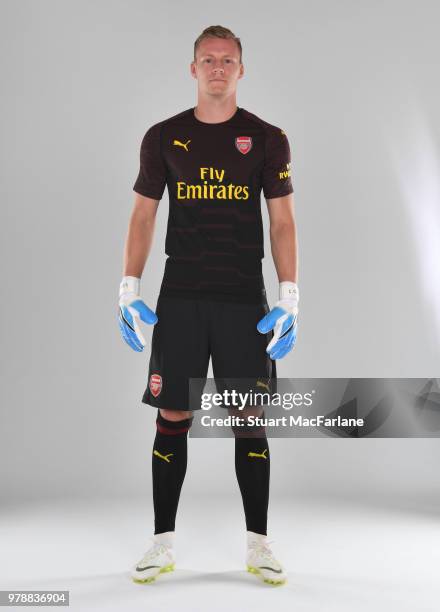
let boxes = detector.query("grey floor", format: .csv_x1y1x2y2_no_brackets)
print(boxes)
0,496,438,612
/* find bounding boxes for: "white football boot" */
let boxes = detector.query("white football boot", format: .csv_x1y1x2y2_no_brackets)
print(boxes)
246,531,287,585
131,532,175,583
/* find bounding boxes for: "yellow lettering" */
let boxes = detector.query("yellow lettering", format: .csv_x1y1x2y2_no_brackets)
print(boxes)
176,178,250,201
216,185,227,199
177,182,185,199
187,184,202,199
215,168,225,182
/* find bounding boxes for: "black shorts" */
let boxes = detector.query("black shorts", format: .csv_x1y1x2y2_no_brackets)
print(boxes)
142,296,277,411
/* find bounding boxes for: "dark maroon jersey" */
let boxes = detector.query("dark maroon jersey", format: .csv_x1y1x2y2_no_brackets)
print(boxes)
133,107,293,303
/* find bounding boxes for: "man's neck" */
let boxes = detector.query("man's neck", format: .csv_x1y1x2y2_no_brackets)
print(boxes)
194,96,238,124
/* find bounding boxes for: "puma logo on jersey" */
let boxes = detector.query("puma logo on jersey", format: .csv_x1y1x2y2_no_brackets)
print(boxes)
173,139,191,152
256,380,270,392
248,449,268,459
153,450,174,463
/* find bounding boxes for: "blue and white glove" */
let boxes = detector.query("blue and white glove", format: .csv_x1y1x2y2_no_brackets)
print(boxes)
257,281,299,360
118,276,157,352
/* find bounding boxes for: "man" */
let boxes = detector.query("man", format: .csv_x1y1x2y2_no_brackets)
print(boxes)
119,25,298,586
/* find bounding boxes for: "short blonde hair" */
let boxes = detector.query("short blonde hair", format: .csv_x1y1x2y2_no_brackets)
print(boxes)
194,25,242,63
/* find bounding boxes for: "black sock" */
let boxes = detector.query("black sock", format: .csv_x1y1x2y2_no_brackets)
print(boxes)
152,412,193,535
233,417,270,535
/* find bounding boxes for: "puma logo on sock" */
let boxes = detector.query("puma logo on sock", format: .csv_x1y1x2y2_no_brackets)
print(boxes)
153,450,174,463
248,449,268,459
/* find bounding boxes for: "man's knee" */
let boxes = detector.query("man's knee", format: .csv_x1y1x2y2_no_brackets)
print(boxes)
160,408,193,422
229,407,267,439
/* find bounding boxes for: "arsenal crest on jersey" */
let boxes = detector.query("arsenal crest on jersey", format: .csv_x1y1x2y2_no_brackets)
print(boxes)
149,373,162,397
235,136,252,155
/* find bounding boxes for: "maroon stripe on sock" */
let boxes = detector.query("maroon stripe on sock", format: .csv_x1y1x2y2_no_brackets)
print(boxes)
156,422,190,435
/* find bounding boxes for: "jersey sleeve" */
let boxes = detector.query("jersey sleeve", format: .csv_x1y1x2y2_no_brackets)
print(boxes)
262,126,294,199
133,123,167,199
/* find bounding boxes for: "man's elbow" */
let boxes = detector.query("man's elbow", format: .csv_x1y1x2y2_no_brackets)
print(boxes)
269,218,296,238
131,193,160,225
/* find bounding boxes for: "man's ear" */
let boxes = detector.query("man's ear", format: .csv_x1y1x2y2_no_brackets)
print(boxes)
190,61,197,79
238,63,244,79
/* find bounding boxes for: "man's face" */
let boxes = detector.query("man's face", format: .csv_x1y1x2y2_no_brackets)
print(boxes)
191,37,244,97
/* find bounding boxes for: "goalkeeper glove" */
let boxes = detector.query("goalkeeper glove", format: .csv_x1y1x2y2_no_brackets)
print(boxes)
118,276,157,352
257,281,299,359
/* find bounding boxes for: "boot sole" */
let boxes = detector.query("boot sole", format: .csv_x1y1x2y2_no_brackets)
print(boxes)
247,565,286,586
132,563,175,583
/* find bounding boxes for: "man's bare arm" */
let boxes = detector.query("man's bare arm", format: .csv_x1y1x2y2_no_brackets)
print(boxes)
123,193,160,277
266,192,298,283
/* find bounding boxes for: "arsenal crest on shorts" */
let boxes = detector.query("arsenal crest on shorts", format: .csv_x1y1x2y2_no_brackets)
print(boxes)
235,136,252,155
149,373,162,397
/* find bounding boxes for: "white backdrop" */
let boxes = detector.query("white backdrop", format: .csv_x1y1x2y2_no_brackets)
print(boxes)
1,0,439,507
